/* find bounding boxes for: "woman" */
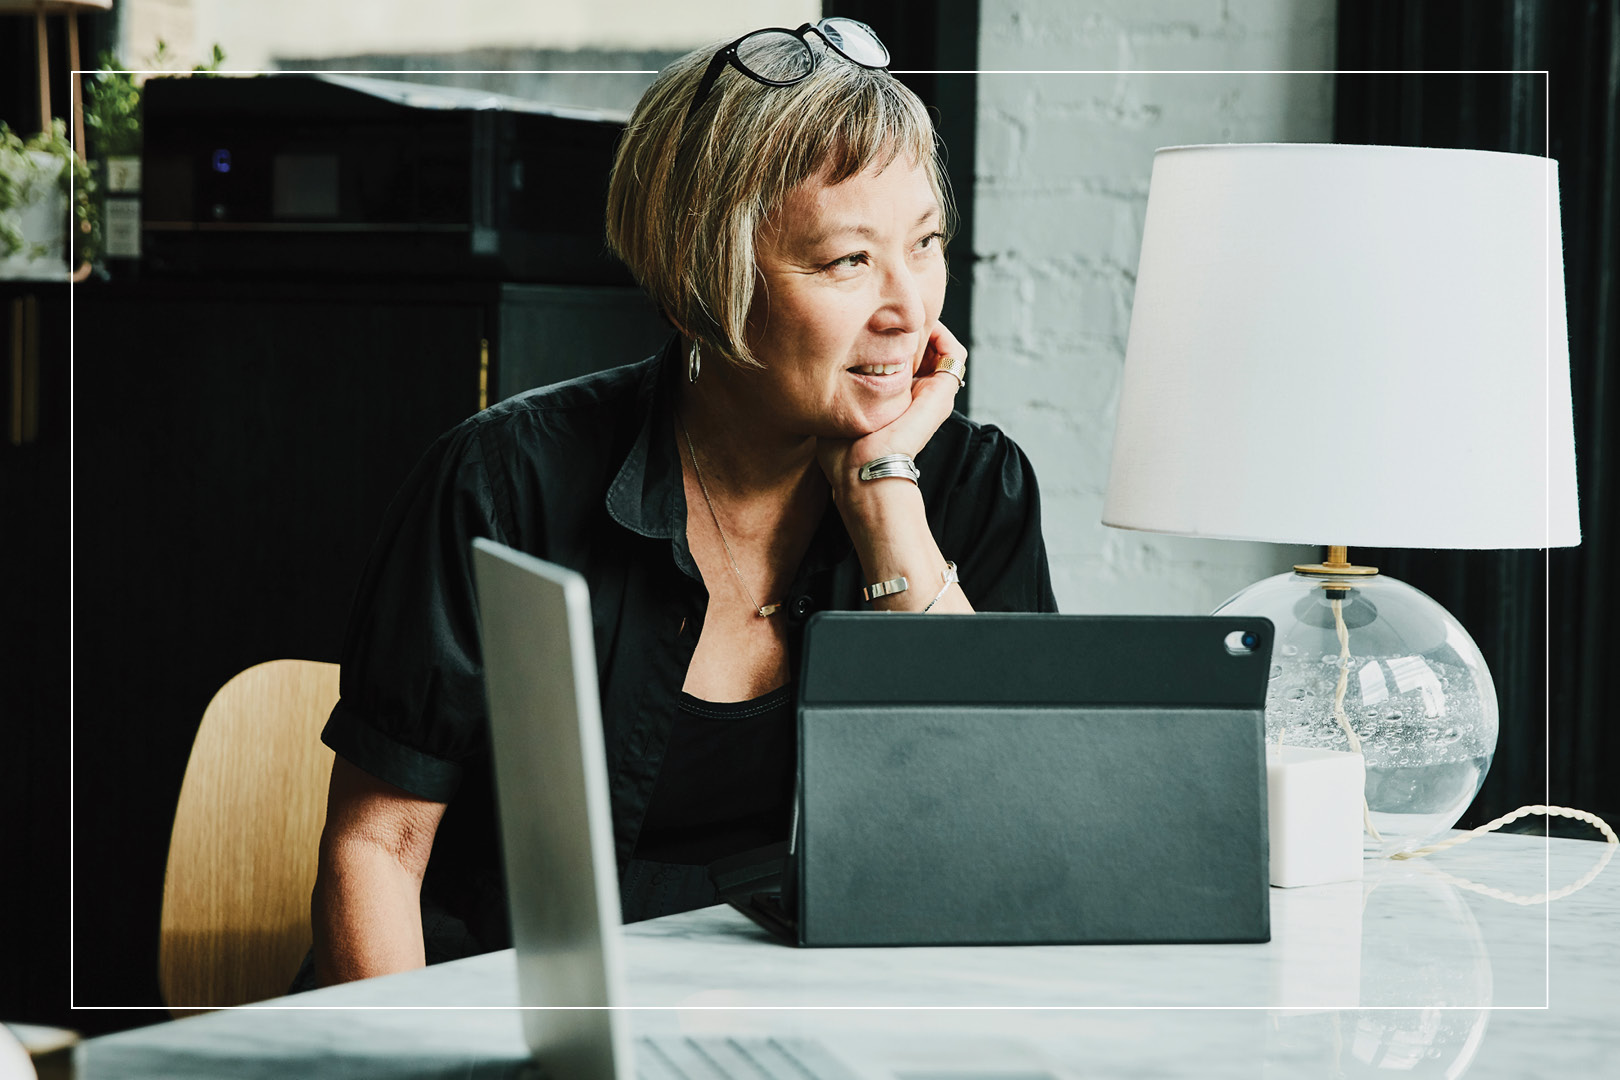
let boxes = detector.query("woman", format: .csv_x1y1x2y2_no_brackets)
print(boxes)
310,20,1056,986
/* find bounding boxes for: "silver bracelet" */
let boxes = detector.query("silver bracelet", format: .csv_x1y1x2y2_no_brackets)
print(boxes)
922,561,960,612
857,453,920,484
863,575,909,602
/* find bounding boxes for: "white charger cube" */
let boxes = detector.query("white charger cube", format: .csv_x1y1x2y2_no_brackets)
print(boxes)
1268,745,1365,888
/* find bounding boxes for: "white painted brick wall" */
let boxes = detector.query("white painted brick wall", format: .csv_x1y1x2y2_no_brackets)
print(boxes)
972,0,1336,614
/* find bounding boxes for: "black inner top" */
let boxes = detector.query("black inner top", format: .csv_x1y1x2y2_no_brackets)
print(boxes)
632,682,797,866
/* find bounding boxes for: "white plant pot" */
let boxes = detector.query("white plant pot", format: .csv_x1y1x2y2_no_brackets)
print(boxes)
0,149,70,281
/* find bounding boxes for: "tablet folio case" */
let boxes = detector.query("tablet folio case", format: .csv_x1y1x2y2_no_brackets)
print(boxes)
793,613,1273,947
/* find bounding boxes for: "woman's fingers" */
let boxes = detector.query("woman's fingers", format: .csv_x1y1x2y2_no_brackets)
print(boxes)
887,363,961,449
918,321,968,383
844,326,964,460
818,322,967,488
885,321,965,448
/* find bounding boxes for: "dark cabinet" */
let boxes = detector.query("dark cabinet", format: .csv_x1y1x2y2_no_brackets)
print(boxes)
2,282,72,1024
60,278,665,1019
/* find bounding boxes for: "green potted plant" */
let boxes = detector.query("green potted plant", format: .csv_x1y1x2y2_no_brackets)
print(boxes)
83,41,225,273
1,41,225,280
0,118,94,280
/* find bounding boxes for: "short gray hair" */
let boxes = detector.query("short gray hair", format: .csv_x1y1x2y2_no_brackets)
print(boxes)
605,34,954,368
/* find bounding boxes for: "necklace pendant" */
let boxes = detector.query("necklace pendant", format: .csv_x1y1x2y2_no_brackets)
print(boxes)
757,603,782,618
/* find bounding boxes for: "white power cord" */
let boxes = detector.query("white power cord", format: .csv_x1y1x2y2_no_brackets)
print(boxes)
1320,596,1614,904
1389,803,1618,905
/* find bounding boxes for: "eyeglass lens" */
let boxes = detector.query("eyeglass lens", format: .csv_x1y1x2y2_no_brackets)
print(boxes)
818,18,887,66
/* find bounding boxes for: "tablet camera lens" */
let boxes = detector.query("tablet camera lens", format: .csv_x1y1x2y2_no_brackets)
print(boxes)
1224,630,1260,655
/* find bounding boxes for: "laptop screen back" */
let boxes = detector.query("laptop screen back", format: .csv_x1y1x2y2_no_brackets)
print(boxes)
472,538,631,1079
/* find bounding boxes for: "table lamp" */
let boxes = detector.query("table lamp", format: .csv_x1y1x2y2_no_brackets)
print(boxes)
1102,143,1580,870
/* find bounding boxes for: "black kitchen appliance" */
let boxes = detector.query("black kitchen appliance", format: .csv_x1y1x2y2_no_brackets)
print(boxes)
140,73,633,283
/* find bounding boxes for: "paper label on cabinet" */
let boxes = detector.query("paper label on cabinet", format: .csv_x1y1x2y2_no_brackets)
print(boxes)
104,197,141,258
106,156,142,193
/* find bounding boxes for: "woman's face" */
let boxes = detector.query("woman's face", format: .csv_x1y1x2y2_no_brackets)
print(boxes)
742,156,947,440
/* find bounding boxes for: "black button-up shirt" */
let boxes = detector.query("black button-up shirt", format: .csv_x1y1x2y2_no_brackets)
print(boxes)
322,336,1057,960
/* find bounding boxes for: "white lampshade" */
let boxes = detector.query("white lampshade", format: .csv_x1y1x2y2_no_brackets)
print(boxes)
1103,143,1579,550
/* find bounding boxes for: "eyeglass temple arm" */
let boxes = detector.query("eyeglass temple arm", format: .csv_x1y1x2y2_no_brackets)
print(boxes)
685,47,736,122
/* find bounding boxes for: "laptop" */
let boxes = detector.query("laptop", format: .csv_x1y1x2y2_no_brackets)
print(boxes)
717,612,1275,947
471,538,863,1080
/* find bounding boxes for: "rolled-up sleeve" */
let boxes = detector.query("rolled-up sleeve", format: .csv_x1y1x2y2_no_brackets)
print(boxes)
928,419,1058,614
322,416,518,801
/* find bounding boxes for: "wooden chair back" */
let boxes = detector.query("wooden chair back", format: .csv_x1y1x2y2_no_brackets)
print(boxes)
158,659,340,1012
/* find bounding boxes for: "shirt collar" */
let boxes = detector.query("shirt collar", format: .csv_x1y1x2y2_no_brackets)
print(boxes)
604,334,854,577
605,334,687,543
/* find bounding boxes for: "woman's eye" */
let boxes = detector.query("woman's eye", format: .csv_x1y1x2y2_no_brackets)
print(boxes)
823,251,869,272
915,231,945,252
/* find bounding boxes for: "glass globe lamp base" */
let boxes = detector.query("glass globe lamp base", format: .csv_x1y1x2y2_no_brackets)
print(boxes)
1215,569,1499,858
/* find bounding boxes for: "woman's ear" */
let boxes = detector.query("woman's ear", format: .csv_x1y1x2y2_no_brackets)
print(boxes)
659,306,692,340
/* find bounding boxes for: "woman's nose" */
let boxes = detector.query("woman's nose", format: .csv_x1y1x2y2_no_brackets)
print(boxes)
873,262,927,334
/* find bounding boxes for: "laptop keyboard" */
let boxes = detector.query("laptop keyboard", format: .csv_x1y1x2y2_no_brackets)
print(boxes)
636,1035,860,1080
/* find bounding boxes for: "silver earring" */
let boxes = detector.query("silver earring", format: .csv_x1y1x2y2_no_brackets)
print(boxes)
687,338,702,383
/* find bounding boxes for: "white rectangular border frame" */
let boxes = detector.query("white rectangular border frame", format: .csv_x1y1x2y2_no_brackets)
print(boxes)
66,65,1568,1016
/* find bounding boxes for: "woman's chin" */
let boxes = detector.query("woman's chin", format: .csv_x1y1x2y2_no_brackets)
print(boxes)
823,404,905,441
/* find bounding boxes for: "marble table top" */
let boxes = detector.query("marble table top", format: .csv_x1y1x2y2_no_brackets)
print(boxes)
81,832,1620,1079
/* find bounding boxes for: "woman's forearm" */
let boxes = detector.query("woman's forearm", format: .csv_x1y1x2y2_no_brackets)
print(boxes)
832,477,974,614
311,836,428,985
311,756,446,986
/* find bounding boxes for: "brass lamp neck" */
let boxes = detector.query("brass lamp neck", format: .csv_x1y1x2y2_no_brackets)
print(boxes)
1294,544,1380,577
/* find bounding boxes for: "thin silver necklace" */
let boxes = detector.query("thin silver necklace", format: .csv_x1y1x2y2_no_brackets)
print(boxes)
678,414,782,618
